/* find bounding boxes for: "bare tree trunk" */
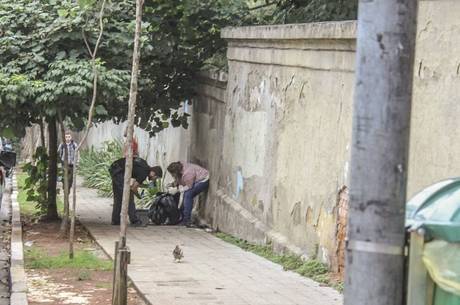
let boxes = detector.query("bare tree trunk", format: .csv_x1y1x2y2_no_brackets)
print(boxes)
344,1,418,305
39,118,46,147
113,1,143,304
119,0,143,248
46,117,59,221
58,111,70,235
68,0,107,259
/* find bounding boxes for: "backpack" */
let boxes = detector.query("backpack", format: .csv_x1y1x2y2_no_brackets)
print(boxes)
148,193,182,225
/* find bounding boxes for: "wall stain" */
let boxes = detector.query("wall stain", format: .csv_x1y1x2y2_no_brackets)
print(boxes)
290,201,301,225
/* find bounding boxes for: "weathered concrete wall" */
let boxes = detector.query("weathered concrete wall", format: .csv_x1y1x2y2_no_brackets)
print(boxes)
407,1,460,198
189,72,227,224
208,1,460,269
211,21,356,266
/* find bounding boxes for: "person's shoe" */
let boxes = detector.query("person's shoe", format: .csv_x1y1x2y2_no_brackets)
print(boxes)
178,220,196,228
130,220,146,227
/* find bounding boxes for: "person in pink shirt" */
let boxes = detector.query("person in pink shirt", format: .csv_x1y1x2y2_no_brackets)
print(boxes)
167,161,209,227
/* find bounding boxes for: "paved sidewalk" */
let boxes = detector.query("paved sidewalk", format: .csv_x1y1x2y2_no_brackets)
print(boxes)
75,179,343,305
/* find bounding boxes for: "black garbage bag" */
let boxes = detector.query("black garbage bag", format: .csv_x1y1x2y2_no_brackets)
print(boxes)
148,193,182,225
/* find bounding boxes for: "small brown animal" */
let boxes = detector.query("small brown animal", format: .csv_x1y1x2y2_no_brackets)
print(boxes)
173,245,184,263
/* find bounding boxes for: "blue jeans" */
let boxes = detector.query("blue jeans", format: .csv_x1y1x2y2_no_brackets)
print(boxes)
182,180,209,224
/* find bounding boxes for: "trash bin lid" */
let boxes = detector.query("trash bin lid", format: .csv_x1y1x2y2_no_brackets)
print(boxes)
406,178,460,242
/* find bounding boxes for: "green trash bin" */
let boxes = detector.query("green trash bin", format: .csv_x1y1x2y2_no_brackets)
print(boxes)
406,178,460,305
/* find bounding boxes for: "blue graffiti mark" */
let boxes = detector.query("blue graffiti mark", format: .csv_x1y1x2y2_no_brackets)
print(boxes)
184,100,190,114
235,170,244,199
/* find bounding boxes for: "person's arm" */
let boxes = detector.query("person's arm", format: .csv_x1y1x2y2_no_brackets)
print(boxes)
130,179,140,192
179,171,196,193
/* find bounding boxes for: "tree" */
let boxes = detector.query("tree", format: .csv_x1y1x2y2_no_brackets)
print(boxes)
0,0,130,218
249,0,358,24
120,0,252,134
344,1,418,305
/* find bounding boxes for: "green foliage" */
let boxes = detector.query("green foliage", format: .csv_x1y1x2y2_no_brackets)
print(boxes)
250,0,358,24
17,173,41,217
137,179,162,207
22,147,49,215
0,0,129,136
25,247,112,271
79,140,123,197
215,232,343,291
134,0,253,134
0,0,253,137
18,169,64,218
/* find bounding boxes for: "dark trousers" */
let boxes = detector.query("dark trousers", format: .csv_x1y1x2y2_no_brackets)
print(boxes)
111,174,139,224
182,180,209,224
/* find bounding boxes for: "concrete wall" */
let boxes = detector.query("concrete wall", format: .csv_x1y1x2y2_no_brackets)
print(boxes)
212,22,356,266
407,1,460,197
83,111,192,176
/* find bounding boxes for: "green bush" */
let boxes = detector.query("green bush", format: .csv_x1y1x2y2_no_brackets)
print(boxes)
22,146,49,215
79,140,123,197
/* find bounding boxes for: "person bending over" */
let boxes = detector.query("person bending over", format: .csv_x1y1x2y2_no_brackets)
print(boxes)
109,157,162,226
167,161,209,227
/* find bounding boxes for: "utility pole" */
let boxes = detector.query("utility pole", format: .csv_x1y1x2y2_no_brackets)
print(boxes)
112,0,143,304
344,1,418,305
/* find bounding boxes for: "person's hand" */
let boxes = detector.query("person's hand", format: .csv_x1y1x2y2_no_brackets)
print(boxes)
130,179,140,193
167,187,179,195
178,185,189,193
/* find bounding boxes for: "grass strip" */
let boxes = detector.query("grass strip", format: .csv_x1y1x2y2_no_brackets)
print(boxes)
216,232,343,292
25,247,112,271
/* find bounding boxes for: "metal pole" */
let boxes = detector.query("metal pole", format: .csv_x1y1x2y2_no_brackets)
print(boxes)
344,1,418,305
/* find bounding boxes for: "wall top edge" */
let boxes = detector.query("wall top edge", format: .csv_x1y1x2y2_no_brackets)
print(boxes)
197,70,228,84
221,20,357,41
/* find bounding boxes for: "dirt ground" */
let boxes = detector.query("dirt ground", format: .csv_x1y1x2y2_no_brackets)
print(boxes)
23,221,146,305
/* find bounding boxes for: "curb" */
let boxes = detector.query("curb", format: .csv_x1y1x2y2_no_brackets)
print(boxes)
10,175,28,305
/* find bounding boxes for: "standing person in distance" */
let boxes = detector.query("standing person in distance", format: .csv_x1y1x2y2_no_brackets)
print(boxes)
58,131,77,191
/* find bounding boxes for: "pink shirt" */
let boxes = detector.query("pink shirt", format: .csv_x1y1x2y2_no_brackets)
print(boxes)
180,162,209,188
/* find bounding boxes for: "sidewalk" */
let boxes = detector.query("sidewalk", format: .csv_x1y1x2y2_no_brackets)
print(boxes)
75,179,343,305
